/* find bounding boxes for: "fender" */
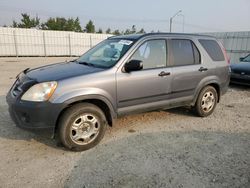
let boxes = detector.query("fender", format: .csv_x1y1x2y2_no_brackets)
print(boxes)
65,94,117,119
50,88,117,119
192,76,221,106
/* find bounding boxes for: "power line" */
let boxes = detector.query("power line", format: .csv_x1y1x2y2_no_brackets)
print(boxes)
172,20,227,32
0,5,234,32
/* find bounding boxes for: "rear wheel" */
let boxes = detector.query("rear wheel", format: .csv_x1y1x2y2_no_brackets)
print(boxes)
58,103,107,151
194,86,218,117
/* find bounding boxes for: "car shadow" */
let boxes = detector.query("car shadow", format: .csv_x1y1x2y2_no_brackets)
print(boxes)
229,83,250,91
0,95,67,150
165,106,195,117
0,94,197,151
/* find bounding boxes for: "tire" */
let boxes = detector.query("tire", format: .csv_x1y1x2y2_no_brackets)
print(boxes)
58,103,107,151
194,86,218,117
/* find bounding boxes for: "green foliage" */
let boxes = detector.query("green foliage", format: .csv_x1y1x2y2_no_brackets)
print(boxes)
42,17,82,32
131,25,136,33
9,13,148,35
41,17,66,30
97,28,103,33
137,28,146,34
124,29,131,35
12,21,18,28
66,17,82,32
85,20,95,33
106,28,111,34
123,25,146,35
12,13,40,28
112,29,121,35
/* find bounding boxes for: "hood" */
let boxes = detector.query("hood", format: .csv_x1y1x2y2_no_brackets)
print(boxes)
26,62,104,82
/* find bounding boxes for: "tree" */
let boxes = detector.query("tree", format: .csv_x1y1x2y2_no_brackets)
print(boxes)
112,29,121,35
106,28,111,34
124,29,131,35
65,17,82,32
97,28,103,33
123,25,139,35
131,25,136,34
12,13,40,28
41,17,82,32
137,28,146,34
12,21,18,28
41,17,66,30
85,20,95,33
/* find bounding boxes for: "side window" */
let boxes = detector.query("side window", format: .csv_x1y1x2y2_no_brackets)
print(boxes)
130,40,167,69
199,39,225,61
170,39,199,66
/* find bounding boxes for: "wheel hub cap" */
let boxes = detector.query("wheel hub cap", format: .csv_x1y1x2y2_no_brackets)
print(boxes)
70,114,100,145
201,91,215,112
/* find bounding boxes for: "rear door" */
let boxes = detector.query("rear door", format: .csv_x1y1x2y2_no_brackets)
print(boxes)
168,39,207,98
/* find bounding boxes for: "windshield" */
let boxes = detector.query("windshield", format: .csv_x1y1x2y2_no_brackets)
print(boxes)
242,54,250,62
76,39,134,68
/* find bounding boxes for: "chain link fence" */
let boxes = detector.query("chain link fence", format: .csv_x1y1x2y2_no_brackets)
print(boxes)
0,27,112,57
204,31,250,63
1,27,250,64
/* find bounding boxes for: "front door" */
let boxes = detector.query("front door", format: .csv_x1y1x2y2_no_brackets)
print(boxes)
116,39,172,115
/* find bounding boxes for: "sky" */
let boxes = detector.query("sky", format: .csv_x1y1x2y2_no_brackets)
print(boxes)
0,0,250,33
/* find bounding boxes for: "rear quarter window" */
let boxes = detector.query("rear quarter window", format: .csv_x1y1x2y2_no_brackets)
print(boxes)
199,39,225,61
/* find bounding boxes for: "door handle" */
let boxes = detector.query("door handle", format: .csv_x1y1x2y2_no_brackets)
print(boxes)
199,67,208,72
158,71,171,77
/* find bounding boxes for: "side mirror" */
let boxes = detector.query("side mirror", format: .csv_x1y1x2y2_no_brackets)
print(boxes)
239,57,244,62
123,60,143,73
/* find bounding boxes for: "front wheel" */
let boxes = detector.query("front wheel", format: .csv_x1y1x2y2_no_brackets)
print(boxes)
58,103,107,151
194,86,218,117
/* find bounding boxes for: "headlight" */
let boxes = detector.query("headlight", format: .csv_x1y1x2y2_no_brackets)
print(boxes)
21,81,57,102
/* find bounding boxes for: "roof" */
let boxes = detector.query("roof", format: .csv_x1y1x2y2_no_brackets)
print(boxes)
108,32,215,40
108,34,144,40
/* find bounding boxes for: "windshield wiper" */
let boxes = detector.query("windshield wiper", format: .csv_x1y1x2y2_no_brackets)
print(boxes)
77,61,96,67
77,61,108,69
65,59,77,63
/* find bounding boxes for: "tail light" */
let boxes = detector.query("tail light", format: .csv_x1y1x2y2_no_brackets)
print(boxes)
219,42,230,64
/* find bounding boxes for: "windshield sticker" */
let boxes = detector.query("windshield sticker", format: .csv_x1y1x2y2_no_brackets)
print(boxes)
118,40,133,45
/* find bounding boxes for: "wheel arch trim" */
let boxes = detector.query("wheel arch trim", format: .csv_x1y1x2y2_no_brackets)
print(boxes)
62,94,117,118
192,79,221,105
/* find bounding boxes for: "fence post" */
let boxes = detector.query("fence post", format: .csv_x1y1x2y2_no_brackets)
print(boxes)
13,30,18,57
90,35,92,48
68,34,72,57
43,32,46,57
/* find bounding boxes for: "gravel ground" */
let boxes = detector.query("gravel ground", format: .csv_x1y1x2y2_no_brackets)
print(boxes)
0,57,249,188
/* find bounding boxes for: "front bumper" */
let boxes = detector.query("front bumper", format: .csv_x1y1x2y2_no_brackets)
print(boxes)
6,90,64,131
230,73,250,86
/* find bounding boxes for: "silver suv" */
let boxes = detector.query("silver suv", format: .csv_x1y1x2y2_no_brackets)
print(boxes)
6,33,230,151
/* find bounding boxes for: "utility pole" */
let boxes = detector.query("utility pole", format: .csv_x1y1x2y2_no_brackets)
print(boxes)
169,10,182,33
178,14,185,32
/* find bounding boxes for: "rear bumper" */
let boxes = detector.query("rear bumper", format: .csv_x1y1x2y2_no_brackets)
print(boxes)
221,75,230,96
6,91,64,131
